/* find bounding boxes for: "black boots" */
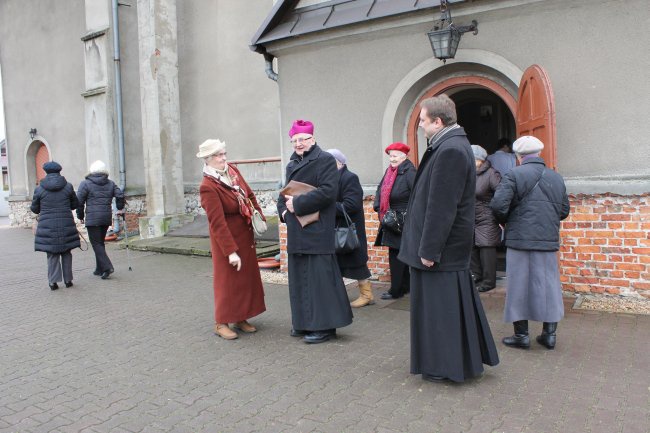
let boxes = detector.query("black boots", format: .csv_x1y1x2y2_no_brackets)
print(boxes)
502,320,530,349
536,322,557,349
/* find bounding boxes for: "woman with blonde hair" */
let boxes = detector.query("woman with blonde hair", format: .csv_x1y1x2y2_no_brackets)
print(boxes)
197,139,266,340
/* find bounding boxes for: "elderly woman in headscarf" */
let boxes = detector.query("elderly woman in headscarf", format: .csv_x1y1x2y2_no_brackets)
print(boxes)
326,149,373,308
277,120,353,344
373,142,416,300
197,139,266,340
470,145,501,293
490,136,570,350
31,161,80,290
77,160,125,279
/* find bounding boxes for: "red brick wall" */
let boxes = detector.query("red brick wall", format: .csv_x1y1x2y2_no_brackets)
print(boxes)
560,193,650,299
278,193,650,298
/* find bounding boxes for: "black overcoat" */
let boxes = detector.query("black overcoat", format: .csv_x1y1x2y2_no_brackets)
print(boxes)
77,173,125,226
277,144,339,254
398,128,476,271
474,160,502,247
489,157,570,251
334,166,368,268
31,173,81,253
373,159,416,249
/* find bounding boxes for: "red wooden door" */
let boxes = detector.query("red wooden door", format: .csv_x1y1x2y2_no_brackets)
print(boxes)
516,65,557,169
35,143,49,185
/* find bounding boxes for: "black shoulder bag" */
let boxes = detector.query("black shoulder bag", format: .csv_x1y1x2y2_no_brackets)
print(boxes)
334,208,360,254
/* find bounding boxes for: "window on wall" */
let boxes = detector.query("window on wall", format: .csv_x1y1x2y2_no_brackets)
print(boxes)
2,169,7,191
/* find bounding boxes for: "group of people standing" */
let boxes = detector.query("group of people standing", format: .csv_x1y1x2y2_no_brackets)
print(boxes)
192,94,571,383
31,161,124,289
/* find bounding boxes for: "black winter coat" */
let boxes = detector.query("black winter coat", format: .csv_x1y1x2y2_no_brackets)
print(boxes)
474,160,502,247
373,159,416,249
77,173,125,226
334,166,369,268
398,127,476,271
489,157,570,251
278,144,339,254
31,173,81,253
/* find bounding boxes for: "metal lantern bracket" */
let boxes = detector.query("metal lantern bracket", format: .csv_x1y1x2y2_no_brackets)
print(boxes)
428,0,478,63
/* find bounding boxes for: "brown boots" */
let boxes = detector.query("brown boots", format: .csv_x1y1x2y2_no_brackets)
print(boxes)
350,280,374,308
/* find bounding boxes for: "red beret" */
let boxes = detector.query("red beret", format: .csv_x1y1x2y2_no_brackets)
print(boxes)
385,142,410,155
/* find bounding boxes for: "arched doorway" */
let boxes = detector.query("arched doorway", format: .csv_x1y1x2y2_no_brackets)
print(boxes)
405,65,557,170
25,138,51,196
406,76,517,166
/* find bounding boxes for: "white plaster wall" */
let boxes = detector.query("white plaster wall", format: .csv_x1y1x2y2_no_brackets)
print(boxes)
0,0,86,197
177,0,281,187
267,0,650,185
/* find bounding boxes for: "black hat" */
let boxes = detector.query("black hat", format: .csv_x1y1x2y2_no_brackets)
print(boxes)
43,161,62,174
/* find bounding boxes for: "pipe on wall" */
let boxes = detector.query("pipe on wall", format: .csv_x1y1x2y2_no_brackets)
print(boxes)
112,0,127,232
264,53,278,82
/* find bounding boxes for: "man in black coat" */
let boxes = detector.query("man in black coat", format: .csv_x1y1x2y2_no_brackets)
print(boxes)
399,95,499,383
277,120,353,344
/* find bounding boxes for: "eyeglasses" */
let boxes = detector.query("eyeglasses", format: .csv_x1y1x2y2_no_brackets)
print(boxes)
290,136,313,145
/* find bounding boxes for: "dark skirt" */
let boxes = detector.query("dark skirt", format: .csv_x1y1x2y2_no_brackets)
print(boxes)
339,264,371,280
288,253,354,331
410,268,499,382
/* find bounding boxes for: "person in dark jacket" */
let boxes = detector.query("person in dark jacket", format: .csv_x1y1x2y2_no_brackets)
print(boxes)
470,145,502,292
490,136,570,350
277,120,353,344
77,160,125,279
399,95,499,383
31,161,80,290
325,149,373,308
373,142,415,300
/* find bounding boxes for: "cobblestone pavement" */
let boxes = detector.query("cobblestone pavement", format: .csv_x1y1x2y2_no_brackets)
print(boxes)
1,225,649,433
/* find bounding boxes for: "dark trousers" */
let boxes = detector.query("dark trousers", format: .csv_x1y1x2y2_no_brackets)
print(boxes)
470,246,497,289
47,251,73,284
388,247,410,297
87,225,113,273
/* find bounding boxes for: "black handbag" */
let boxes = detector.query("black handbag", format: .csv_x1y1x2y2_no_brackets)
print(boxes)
334,208,360,254
381,209,406,234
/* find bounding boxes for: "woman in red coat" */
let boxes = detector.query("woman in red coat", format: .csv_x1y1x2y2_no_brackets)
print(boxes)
197,139,266,340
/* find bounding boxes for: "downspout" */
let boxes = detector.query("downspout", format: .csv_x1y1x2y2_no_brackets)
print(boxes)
112,0,127,230
264,53,278,82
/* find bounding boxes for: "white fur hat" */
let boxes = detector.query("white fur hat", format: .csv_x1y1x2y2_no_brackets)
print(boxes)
196,139,226,158
513,136,544,155
89,160,108,174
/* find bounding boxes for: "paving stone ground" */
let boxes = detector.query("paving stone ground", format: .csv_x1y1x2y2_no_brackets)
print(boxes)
1,224,649,433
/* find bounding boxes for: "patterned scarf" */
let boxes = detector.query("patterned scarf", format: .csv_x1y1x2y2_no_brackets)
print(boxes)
427,123,461,148
203,163,251,222
379,165,399,221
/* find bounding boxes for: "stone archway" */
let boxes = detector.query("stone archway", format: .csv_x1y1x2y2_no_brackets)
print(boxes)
380,49,523,168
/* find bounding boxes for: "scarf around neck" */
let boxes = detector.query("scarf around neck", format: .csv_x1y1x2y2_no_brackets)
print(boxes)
427,123,461,148
379,164,399,220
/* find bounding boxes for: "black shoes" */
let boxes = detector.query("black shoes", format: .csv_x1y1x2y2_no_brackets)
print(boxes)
93,270,101,276
380,291,401,300
423,374,448,383
536,322,558,349
65,281,73,288
49,283,59,291
477,285,495,293
290,328,307,337
502,320,530,349
303,329,336,344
